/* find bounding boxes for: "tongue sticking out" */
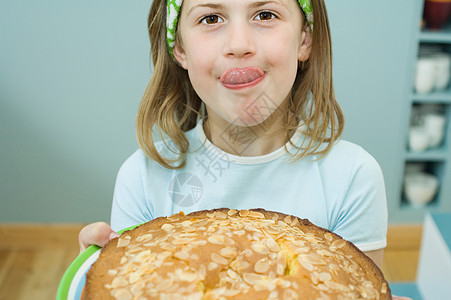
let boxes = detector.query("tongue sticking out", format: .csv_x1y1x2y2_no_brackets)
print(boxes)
220,67,264,86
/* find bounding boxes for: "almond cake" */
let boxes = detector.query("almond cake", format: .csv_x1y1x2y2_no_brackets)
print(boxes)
84,208,391,299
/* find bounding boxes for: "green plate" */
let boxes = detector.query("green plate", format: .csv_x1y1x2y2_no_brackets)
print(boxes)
56,224,141,300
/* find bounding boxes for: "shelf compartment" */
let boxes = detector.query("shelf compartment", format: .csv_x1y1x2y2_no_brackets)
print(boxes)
420,23,451,44
401,161,446,210
406,149,449,161
411,87,451,103
406,103,450,155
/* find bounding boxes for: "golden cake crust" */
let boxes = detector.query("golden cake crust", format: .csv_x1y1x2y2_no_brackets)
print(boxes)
84,208,391,299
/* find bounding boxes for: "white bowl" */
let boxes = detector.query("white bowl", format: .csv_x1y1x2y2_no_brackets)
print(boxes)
404,172,439,207
415,57,436,94
409,127,429,152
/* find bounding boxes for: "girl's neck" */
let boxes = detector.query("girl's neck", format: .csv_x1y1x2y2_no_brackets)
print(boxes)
203,112,295,157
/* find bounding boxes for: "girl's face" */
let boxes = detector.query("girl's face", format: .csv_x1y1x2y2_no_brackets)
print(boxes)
174,0,311,127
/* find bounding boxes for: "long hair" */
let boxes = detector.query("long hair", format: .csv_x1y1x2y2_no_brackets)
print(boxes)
136,0,344,169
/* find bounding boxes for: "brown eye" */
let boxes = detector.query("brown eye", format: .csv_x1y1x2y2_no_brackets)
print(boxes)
256,11,275,21
202,15,223,25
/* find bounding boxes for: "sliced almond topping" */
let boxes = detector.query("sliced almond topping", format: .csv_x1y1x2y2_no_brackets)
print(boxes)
239,210,249,217
223,289,241,296
208,234,225,245
176,270,198,282
293,246,310,254
208,262,219,271
160,242,176,251
251,242,270,255
298,253,327,265
127,246,144,254
277,250,287,269
290,218,299,227
227,209,238,216
155,278,173,291
111,288,132,300
157,251,172,260
317,249,334,257
129,272,141,284
234,229,245,236
237,260,251,272
172,237,195,245
243,273,266,285
191,240,207,246
278,221,289,228
319,272,332,282
283,289,299,299
167,213,180,221
381,282,388,294
130,281,145,296
117,237,131,248
211,253,228,265
298,260,314,272
161,223,175,232
181,220,193,227
220,247,238,258
107,269,118,276
199,264,207,278
174,250,190,260
135,233,153,242
331,239,346,249
275,278,291,288
277,263,285,276
324,232,333,242
224,237,236,246
249,211,265,219
254,258,270,273
284,215,293,224
111,277,128,289
214,211,228,219
265,237,281,252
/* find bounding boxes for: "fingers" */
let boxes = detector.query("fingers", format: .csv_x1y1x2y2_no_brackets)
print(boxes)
392,296,413,300
78,222,120,254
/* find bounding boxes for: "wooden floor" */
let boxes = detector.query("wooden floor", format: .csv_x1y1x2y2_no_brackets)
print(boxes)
0,224,422,300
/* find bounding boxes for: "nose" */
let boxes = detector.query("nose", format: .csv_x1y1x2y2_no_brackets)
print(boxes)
222,21,255,59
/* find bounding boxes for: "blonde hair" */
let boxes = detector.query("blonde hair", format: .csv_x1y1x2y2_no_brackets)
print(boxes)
137,0,344,169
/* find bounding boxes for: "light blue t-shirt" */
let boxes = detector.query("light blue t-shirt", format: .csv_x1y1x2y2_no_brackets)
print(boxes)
111,121,387,252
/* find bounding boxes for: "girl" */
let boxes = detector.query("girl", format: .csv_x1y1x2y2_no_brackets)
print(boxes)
80,1,407,298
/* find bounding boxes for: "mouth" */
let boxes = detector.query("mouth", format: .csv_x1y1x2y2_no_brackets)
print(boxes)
219,67,265,90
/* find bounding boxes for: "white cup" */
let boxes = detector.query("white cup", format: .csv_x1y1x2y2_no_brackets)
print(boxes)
409,127,430,152
404,172,439,207
428,129,445,148
433,53,451,91
415,57,437,94
423,113,446,132
423,113,446,148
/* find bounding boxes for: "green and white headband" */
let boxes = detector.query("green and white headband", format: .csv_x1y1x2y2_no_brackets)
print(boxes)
166,0,314,57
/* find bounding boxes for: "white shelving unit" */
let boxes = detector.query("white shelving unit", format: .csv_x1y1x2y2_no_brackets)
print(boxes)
395,1,451,222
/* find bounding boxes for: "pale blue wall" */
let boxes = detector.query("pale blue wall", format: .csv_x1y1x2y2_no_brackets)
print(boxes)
1,0,416,223
1,0,151,222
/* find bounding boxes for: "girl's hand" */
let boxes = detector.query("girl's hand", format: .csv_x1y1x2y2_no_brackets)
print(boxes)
78,222,120,254
392,296,412,300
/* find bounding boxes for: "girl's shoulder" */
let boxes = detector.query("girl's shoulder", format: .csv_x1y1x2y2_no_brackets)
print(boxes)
317,139,382,175
120,127,200,172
